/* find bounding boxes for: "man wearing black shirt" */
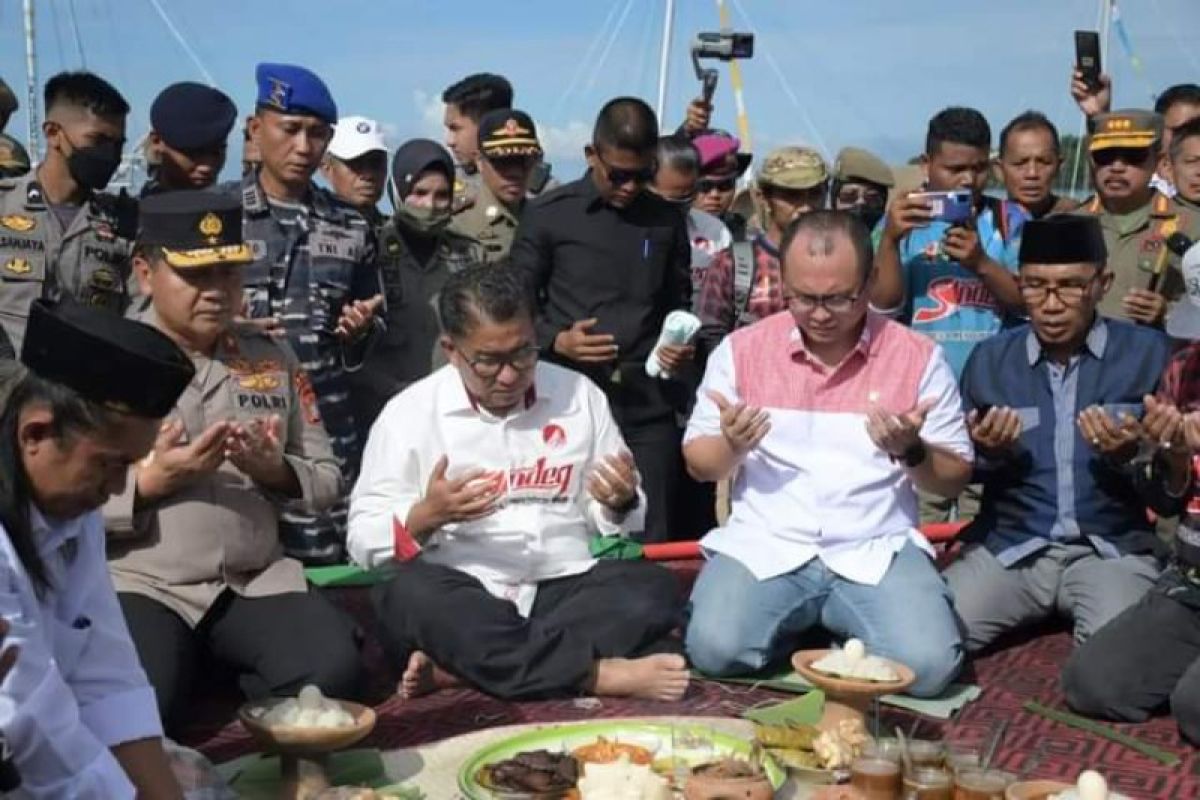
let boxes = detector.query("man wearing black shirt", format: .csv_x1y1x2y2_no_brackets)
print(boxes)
512,97,693,542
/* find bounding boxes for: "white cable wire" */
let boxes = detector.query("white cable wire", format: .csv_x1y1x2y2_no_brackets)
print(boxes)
144,0,217,86
553,0,627,118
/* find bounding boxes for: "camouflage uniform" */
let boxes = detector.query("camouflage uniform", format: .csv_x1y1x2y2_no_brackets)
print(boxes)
0,171,135,352
237,169,381,564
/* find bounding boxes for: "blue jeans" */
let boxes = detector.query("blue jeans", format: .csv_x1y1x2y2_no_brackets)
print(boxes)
685,541,963,697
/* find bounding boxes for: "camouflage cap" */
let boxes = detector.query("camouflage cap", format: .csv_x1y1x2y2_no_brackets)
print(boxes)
833,146,894,188
758,146,828,190
0,78,15,116
1089,109,1163,152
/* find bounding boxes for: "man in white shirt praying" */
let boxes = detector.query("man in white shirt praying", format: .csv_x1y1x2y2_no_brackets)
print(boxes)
348,263,689,701
683,210,972,698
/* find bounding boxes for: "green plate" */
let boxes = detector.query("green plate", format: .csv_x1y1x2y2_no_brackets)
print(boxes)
457,720,786,799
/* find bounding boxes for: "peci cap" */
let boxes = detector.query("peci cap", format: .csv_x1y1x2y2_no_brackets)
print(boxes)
255,63,337,124
758,146,828,190
1167,240,1200,340
328,115,387,161
138,190,252,269
150,82,237,151
476,109,542,159
21,298,194,419
1089,109,1163,152
1018,214,1108,266
833,146,894,188
694,130,752,179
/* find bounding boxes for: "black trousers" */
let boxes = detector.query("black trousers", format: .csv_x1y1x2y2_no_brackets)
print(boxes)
1063,569,1200,745
120,589,364,733
372,558,682,700
620,420,685,543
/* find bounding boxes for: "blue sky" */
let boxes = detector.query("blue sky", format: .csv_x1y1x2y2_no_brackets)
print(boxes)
1,0,1198,182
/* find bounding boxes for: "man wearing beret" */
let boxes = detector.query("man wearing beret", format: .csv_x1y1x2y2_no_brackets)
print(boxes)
238,62,384,564
0,71,136,354
143,81,237,196
831,146,893,231
1079,109,1196,327
945,215,1181,654
692,130,752,243
105,189,361,731
0,76,31,179
450,109,542,262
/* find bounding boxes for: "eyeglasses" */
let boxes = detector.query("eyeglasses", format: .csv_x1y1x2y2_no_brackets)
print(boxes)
835,185,885,206
1018,274,1101,306
785,291,863,314
697,177,737,193
1092,147,1153,168
460,344,539,378
595,152,657,187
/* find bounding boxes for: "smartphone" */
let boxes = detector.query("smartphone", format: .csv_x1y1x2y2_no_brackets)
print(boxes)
911,190,973,224
1075,30,1102,91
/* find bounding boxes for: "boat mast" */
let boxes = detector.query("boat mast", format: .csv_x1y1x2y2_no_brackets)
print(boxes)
23,0,39,158
655,0,676,125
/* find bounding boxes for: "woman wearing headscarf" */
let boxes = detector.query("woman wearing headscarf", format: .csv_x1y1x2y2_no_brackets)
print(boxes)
350,139,485,437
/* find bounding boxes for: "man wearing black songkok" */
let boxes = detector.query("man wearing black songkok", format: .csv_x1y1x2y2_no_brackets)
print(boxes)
945,215,1189,654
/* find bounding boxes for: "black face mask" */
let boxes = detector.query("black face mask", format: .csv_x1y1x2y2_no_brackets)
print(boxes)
63,135,122,192
846,203,885,231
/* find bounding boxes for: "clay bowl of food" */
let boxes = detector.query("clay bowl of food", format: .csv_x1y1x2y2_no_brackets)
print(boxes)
1006,781,1073,800
792,641,916,703
239,687,376,757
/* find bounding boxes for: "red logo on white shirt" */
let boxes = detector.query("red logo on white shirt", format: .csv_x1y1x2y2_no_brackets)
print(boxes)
912,277,998,324
542,424,567,449
479,457,575,498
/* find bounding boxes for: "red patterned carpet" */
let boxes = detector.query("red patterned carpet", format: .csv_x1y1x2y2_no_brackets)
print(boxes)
177,581,1200,799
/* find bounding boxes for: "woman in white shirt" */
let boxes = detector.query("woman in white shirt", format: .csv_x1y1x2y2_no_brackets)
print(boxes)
0,299,194,799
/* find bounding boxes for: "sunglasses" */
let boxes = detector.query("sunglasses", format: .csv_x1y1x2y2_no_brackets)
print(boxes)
1092,147,1153,168
697,177,737,193
595,151,656,186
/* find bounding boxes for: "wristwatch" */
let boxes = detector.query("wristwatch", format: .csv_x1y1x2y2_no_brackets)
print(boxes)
901,440,928,468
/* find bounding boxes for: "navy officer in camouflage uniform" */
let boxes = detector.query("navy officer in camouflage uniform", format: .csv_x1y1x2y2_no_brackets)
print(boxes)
0,72,135,353
238,62,384,564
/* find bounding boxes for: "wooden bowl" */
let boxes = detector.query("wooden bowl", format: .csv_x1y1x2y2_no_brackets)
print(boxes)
1005,780,1073,800
238,699,376,757
791,649,916,701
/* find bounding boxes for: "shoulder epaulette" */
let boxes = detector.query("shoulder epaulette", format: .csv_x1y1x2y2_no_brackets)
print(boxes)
1151,192,1175,218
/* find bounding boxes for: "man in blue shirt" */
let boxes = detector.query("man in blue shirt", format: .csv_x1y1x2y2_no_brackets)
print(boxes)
945,215,1187,653
872,107,1021,379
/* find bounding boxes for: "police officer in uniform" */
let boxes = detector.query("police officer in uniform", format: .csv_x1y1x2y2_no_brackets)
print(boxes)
351,139,483,438
238,62,384,564
142,81,237,195
0,77,31,178
107,189,361,730
1081,109,1197,326
450,108,543,262
0,72,134,353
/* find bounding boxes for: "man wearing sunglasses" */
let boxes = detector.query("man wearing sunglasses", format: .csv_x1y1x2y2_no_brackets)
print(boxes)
1080,110,1186,327
450,109,543,263
512,97,693,543
693,131,753,243
831,146,893,231
946,215,1179,655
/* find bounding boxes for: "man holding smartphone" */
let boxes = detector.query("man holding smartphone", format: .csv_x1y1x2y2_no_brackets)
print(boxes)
872,107,1021,380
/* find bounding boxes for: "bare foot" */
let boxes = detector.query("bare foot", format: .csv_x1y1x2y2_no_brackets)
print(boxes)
397,651,461,699
591,653,690,701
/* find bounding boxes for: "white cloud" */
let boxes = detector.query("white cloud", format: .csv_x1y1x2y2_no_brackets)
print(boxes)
534,117,590,164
